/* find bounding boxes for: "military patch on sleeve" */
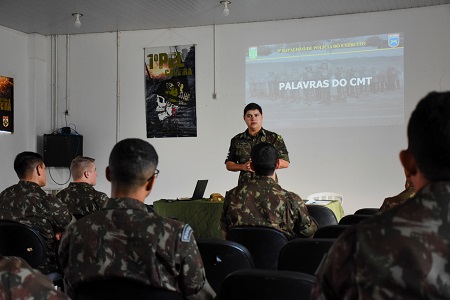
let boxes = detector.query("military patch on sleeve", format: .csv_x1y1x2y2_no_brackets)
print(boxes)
181,225,193,242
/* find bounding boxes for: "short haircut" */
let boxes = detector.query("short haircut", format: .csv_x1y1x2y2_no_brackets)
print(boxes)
70,156,95,180
250,142,277,176
244,103,262,115
108,138,158,187
14,152,44,179
408,91,450,181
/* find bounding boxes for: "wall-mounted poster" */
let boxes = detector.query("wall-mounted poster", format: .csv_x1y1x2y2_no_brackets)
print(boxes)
0,76,13,133
144,45,196,138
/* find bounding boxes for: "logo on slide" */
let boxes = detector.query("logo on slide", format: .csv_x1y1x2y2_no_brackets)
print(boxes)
388,34,400,48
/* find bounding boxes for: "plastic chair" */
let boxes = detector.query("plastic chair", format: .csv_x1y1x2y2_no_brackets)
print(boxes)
354,208,380,215
219,269,316,300
226,226,289,270
75,277,185,300
307,192,344,205
306,205,338,228
197,239,254,294
313,225,351,239
338,214,372,225
0,220,63,286
278,238,335,276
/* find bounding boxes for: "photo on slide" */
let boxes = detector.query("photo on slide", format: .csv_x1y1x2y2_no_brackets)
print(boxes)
245,33,404,129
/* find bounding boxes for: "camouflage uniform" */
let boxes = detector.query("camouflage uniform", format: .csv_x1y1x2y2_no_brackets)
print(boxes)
220,176,317,238
0,181,74,274
311,181,450,300
56,182,108,217
379,186,415,212
0,256,69,300
225,128,290,184
59,197,215,300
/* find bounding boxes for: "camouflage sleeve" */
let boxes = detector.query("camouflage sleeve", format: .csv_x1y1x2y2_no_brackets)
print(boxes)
94,192,109,210
273,134,290,162
44,195,75,231
225,138,237,163
58,223,75,298
176,225,216,300
290,193,317,238
311,227,359,300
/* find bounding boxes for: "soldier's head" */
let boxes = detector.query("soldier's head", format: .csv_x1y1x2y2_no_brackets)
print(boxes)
250,142,278,176
71,156,97,185
400,91,450,191
244,103,262,116
14,152,46,186
106,139,159,198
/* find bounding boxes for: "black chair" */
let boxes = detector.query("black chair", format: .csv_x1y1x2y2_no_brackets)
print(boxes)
306,205,338,228
0,220,47,267
354,208,380,215
218,269,316,300
76,277,185,300
338,214,372,225
197,239,254,294
278,238,335,276
226,226,289,270
313,225,351,239
0,220,63,286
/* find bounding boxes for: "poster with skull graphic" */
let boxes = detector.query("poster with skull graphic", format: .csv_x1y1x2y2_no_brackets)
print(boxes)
144,45,196,138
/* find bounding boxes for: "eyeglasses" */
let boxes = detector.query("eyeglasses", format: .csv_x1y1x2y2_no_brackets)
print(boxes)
148,169,160,181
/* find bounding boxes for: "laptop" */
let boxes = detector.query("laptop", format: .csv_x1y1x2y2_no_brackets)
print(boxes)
177,180,208,200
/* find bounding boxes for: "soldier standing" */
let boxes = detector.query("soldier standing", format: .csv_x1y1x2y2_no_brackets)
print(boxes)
225,103,290,185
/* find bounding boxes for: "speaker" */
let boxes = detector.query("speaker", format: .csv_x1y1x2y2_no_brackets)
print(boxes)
43,134,83,167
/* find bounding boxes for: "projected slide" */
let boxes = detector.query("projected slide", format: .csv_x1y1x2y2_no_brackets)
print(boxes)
245,33,404,129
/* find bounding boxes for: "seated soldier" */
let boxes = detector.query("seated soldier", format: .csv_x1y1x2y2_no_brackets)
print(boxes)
57,156,108,218
0,152,74,274
221,142,317,239
59,138,215,300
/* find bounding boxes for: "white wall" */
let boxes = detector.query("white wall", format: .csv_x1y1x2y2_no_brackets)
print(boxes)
1,5,450,214
0,29,48,188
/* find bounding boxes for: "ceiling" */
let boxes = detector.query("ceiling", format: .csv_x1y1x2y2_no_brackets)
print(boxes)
0,0,449,36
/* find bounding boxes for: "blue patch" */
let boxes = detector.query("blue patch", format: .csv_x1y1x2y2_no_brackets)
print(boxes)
181,225,193,242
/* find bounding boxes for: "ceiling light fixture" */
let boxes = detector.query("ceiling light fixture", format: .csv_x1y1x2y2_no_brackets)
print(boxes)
220,1,231,16
72,13,83,28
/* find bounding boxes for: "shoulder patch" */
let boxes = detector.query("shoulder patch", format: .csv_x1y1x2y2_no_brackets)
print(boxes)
181,224,193,242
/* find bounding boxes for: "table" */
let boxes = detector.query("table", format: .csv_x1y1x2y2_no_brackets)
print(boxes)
153,199,344,239
153,199,224,239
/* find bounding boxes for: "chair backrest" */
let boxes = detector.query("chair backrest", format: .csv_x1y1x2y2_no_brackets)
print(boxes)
197,239,254,294
226,226,289,270
0,220,47,268
306,205,338,228
76,277,186,300
338,214,372,225
219,269,316,300
307,192,344,205
278,238,335,276
313,225,351,239
354,208,380,215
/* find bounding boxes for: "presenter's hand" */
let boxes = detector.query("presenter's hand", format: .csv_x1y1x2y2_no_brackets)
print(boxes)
244,160,254,172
